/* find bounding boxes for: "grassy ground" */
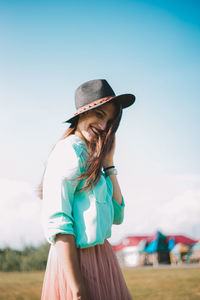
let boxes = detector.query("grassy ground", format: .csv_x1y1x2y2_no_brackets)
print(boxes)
122,265,200,300
0,266,199,299
0,271,43,300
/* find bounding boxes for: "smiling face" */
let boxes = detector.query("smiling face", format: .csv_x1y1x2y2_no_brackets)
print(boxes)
75,102,116,144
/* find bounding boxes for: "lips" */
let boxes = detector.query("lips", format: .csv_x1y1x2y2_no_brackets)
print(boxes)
90,125,101,136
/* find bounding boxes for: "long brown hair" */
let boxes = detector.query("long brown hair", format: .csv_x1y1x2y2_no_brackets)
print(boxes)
38,101,122,199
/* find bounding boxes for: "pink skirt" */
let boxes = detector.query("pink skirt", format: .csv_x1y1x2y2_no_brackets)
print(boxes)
41,239,133,300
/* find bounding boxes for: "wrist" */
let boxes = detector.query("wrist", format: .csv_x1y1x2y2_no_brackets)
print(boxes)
104,168,118,176
103,161,114,168
103,165,115,172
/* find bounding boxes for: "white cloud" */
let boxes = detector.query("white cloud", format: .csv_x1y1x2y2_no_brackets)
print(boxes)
0,174,200,249
0,178,45,249
109,173,200,244
157,189,200,234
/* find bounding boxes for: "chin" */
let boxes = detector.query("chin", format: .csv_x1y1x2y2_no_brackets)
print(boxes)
87,134,97,144
81,132,93,144
82,130,98,144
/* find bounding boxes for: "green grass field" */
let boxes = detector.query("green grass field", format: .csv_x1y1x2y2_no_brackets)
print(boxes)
0,266,200,299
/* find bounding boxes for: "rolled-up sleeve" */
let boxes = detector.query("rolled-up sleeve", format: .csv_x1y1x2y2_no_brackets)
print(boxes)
112,197,125,224
104,175,125,225
41,140,81,244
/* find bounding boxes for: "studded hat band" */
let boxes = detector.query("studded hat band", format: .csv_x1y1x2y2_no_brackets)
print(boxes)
73,96,114,117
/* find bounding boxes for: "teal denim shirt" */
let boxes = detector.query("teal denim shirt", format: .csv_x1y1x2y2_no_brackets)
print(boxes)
41,134,125,248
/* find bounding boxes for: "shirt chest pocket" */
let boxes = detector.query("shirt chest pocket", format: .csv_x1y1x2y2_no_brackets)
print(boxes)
93,176,107,204
93,190,107,204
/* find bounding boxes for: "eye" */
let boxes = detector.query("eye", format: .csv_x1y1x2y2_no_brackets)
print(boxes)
95,111,103,118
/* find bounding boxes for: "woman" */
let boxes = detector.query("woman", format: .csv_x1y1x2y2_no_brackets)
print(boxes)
40,79,136,300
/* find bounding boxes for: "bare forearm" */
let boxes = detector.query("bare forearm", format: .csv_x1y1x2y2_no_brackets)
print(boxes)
55,234,87,299
108,173,122,205
103,136,122,205
103,159,122,205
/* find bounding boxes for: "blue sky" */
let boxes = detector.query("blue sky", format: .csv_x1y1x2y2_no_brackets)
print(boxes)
0,0,200,248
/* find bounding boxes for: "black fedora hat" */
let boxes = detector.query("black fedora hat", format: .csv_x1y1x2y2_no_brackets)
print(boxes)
64,79,136,123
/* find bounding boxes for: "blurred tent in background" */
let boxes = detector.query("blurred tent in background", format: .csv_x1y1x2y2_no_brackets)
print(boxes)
112,231,198,267
189,240,200,263
138,239,147,253
112,236,150,266
168,237,175,251
145,231,169,252
167,235,197,246
170,243,190,264
142,231,170,266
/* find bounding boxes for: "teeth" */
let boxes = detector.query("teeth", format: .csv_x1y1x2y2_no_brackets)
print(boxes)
91,126,99,135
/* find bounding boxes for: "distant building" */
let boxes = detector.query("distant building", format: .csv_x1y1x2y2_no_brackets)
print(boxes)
112,236,149,266
189,240,200,263
112,232,198,267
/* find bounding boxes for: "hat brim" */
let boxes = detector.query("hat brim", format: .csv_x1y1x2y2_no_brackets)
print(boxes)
63,93,136,123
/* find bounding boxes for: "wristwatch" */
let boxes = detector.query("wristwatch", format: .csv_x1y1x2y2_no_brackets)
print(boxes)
105,168,118,176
